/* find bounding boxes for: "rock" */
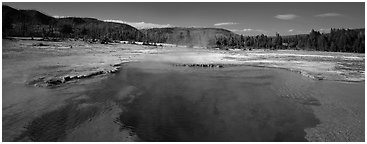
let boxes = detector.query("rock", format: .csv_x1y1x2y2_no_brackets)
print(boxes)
314,75,324,80
174,63,224,68
64,76,72,81
46,78,63,86
112,63,122,67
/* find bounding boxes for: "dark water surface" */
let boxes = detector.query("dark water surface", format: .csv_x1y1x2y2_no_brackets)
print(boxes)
113,63,320,142
8,62,363,141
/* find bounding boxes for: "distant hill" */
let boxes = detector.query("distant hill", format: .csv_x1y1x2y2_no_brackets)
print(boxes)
2,5,143,41
141,27,238,47
3,5,237,47
55,17,143,41
3,5,54,25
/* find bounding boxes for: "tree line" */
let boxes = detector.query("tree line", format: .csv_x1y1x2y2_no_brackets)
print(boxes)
214,28,364,53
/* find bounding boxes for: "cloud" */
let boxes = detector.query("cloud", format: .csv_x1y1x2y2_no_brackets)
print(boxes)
228,29,240,32
53,15,71,18
214,22,238,26
243,28,253,31
288,29,294,32
104,19,172,29
229,29,254,32
315,13,342,17
230,28,267,35
275,14,298,20
230,28,264,33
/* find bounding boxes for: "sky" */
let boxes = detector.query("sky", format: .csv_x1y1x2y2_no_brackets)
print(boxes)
3,2,365,36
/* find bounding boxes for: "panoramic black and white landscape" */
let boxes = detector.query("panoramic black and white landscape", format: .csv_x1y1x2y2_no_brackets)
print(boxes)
2,2,365,142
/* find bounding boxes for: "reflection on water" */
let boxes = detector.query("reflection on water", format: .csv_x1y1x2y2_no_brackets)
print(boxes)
114,62,320,141
8,62,362,141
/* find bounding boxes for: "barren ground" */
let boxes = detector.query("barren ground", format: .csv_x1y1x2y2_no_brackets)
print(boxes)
2,39,365,141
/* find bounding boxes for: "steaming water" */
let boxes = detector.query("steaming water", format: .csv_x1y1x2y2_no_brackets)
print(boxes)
3,62,364,142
